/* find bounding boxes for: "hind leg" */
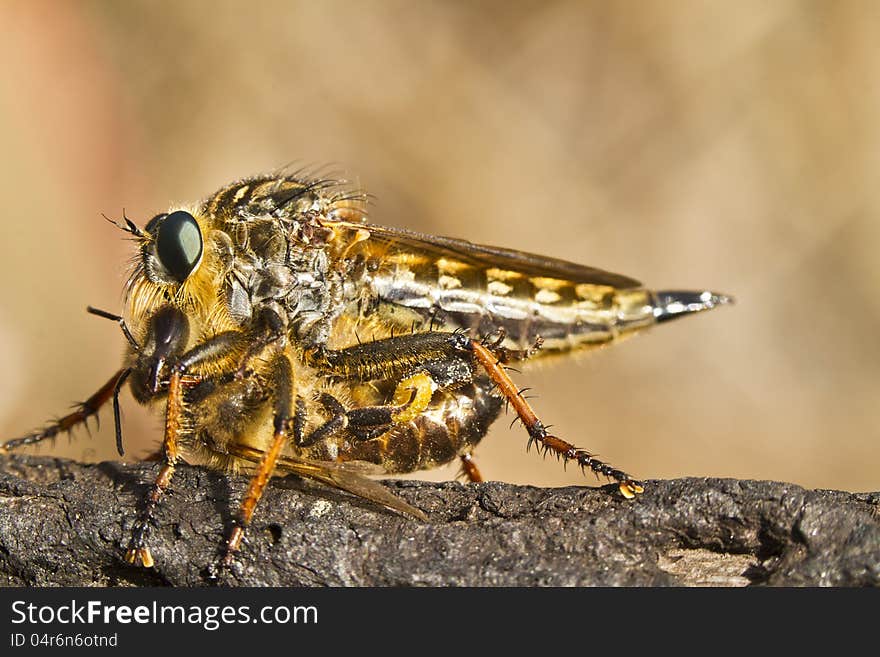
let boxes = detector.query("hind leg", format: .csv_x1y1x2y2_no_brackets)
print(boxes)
458,452,483,482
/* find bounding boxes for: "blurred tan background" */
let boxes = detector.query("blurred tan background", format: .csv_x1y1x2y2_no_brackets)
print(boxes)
0,0,877,492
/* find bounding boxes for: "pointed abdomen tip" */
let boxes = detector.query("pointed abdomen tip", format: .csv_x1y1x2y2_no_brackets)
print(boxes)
653,289,734,323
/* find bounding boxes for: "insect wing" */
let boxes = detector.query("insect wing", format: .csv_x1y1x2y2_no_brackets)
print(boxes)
326,218,643,289
229,444,427,521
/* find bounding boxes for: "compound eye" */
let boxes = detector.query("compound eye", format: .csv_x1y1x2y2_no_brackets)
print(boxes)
154,211,203,283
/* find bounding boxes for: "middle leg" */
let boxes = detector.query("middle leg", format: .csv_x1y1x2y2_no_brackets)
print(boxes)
223,353,293,565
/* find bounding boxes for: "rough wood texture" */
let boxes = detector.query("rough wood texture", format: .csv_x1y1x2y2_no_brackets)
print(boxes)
0,454,877,587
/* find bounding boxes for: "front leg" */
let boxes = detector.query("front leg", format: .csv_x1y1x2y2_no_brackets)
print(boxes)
1,369,129,453
124,369,185,568
125,322,253,567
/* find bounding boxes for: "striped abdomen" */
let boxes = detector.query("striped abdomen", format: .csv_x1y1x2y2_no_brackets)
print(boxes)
358,245,728,357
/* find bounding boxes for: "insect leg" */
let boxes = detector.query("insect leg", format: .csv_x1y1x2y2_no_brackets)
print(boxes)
233,306,287,377
458,452,484,482
296,373,438,447
292,395,308,446
349,371,439,439
112,369,132,456
174,330,250,374
125,328,253,567
295,394,347,447
223,353,293,565
307,331,474,386
1,369,128,452
467,339,644,499
124,369,185,568
388,372,435,423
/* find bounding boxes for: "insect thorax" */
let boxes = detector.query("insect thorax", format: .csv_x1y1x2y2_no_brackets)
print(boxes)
219,216,343,345
126,176,368,353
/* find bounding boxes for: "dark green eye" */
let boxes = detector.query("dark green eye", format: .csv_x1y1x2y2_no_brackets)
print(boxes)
149,211,203,283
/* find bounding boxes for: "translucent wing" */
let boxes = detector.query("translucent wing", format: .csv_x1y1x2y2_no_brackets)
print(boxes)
229,444,427,521
328,218,642,289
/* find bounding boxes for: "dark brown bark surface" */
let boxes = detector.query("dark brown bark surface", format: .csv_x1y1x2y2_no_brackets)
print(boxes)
0,454,877,587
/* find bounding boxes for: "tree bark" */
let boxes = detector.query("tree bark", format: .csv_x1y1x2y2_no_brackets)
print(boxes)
0,454,877,586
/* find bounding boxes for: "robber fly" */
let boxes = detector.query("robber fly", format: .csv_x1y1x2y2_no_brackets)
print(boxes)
1,172,731,568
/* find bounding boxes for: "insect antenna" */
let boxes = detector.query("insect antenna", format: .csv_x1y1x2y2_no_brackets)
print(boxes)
87,306,140,351
103,209,145,239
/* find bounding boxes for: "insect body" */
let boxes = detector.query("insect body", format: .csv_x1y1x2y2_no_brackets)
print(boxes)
2,173,731,568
